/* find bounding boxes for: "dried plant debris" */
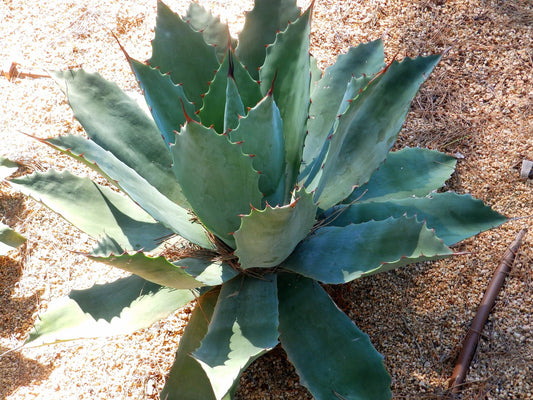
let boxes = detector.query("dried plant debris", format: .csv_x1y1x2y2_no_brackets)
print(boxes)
1,0,532,399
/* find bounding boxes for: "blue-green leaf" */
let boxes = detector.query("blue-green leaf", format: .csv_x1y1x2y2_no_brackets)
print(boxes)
150,1,219,108
10,169,170,252
130,59,198,146
234,188,317,269
303,40,385,167
236,0,300,80
171,122,263,247
346,147,456,203
26,275,196,346
193,274,279,400
229,93,285,206
33,137,212,249
278,273,392,399
326,192,507,246
0,222,26,255
259,6,312,202
88,249,238,290
282,216,452,284
314,55,441,210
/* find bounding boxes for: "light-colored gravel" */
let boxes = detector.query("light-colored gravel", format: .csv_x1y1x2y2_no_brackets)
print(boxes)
1,0,532,399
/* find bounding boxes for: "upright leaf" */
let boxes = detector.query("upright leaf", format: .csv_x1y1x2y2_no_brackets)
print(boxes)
259,6,312,201
229,93,285,205
314,55,441,210
172,122,263,247
278,273,392,400
234,188,317,269
303,40,385,167
26,275,196,346
0,156,20,180
236,0,300,80
150,1,219,107
184,2,236,61
193,275,279,400
199,51,262,133
130,59,198,146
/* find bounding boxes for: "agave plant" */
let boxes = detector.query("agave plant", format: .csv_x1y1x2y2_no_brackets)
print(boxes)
9,1,506,399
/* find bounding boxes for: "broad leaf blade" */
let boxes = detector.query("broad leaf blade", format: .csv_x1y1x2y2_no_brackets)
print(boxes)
26,275,196,346
282,216,452,284
193,274,279,400
37,136,212,249
234,188,317,269
315,55,441,210
50,70,185,203
130,59,198,146
171,122,263,247
346,147,456,203
161,289,219,400
259,6,312,201
229,94,285,206
88,250,238,290
0,222,26,255
303,40,385,167
278,273,392,400
236,0,300,80
150,1,219,107
10,169,170,252
184,2,236,61
326,192,507,246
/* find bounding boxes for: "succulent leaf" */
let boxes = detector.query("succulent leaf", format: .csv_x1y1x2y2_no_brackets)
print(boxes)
236,0,301,80
326,192,507,246
229,93,285,206
313,55,441,210
0,156,20,180
303,40,386,167
259,5,312,201
50,70,186,204
224,75,246,133
199,50,262,134
282,216,452,284
193,274,279,400
277,273,392,399
161,289,220,400
234,188,317,269
150,1,219,107
171,121,263,247
88,249,238,290
130,58,198,146
184,2,236,61
10,169,171,252
32,137,212,248
0,222,26,255
26,275,196,346
345,147,457,203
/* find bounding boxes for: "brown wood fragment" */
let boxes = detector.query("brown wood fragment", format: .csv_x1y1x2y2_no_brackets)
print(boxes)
1,62,50,81
446,228,527,396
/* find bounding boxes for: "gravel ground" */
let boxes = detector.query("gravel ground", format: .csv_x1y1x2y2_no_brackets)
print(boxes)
1,0,532,399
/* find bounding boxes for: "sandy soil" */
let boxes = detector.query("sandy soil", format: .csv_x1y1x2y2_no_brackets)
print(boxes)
1,0,532,399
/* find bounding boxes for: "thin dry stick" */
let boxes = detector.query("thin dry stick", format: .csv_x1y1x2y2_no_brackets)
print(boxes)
447,228,527,395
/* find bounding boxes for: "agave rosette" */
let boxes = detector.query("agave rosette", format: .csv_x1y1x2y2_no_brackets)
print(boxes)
9,1,506,399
